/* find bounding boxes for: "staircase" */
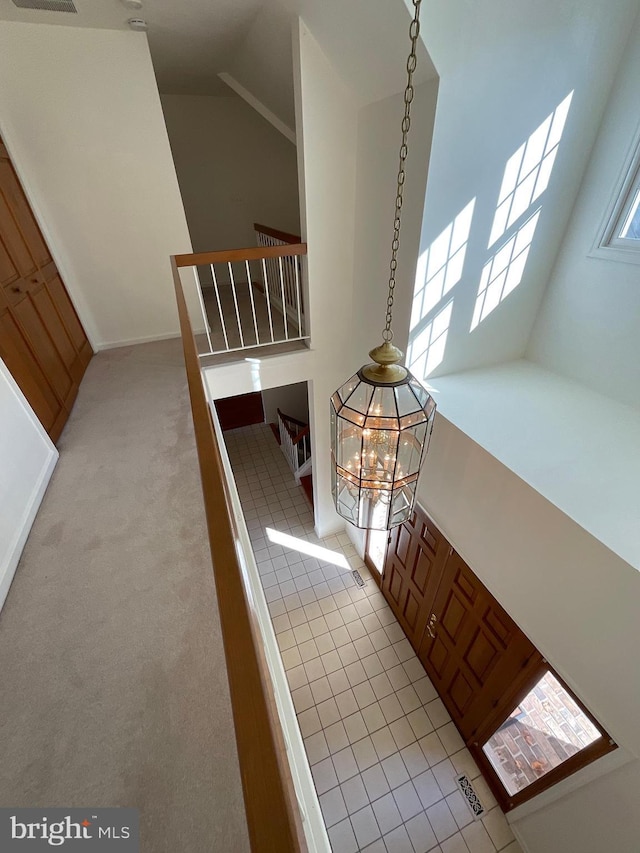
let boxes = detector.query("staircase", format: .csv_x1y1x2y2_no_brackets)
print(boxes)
271,409,313,508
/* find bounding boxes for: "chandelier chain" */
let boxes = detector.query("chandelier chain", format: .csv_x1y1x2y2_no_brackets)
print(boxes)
382,0,422,343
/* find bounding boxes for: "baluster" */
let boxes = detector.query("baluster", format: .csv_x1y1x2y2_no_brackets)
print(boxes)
245,259,260,345
260,258,275,342
278,256,289,340
211,264,230,351
192,266,214,354
294,257,303,337
228,261,244,348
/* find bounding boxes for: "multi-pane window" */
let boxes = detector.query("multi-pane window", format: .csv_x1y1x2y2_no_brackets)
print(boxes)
596,132,640,261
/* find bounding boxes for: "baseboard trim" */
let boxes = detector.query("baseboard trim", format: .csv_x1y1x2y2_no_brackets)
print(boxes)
95,331,182,351
0,446,58,613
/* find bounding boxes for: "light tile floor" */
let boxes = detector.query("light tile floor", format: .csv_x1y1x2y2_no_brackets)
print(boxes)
224,423,523,853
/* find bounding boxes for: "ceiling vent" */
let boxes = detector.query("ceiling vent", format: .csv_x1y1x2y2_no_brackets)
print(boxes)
12,0,77,11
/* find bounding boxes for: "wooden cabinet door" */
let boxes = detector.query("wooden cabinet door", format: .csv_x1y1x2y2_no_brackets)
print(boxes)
0,137,91,441
381,506,450,651
418,550,541,743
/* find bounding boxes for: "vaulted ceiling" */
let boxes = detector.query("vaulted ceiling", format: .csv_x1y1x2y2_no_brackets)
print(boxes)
0,0,437,113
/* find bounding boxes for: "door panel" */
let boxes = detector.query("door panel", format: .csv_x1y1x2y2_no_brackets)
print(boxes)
0,306,59,431
0,235,19,288
381,506,450,651
0,186,38,279
418,550,541,742
0,158,50,268
47,274,87,355
32,284,77,370
12,292,73,403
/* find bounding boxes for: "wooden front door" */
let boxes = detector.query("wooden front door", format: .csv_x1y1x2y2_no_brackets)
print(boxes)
381,506,450,650
382,507,541,744
418,549,541,743
0,137,91,441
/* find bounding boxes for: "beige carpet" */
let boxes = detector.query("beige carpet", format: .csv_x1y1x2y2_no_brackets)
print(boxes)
0,339,250,853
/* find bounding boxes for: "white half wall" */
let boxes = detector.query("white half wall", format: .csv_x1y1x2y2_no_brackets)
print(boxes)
526,7,640,408
161,93,300,253
429,360,640,571
293,19,359,537
0,22,192,350
0,359,57,612
418,414,640,852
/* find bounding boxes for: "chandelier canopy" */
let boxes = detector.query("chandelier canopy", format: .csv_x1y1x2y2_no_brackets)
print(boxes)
330,0,436,531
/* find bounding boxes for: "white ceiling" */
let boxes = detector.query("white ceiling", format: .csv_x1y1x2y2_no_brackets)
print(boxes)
0,0,438,105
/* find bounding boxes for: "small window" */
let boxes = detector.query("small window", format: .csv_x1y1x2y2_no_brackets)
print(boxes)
607,167,640,248
594,129,640,263
473,665,615,810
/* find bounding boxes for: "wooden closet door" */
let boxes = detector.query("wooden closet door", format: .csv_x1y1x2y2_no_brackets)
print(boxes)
0,137,92,441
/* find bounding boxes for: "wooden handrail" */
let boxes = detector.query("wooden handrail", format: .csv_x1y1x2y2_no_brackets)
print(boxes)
292,425,310,447
254,222,302,245
277,408,308,430
171,257,307,852
277,409,310,445
174,243,306,267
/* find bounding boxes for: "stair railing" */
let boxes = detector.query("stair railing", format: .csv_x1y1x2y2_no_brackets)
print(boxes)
254,223,305,332
175,235,307,359
277,408,312,480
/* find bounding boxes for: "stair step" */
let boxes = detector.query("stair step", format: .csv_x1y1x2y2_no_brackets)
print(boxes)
300,474,313,508
269,422,281,445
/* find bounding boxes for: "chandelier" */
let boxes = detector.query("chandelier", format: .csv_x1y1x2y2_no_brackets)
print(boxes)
330,0,436,531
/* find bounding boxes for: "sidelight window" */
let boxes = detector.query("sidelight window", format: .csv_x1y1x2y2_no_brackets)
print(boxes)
476,667,615,809
364,528,388,576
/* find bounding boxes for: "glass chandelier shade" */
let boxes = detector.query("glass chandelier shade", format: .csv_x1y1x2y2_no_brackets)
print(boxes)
331,362,436,530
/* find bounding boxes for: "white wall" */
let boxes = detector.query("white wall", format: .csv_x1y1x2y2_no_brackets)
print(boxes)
351,81,439,363
0,22,192,350
293,19,359,536
513,757,640,853
0,359,57,612
262,382,309,426
161,94,300,253
405,0,639,383
417,414,640,852
527,7,640,409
